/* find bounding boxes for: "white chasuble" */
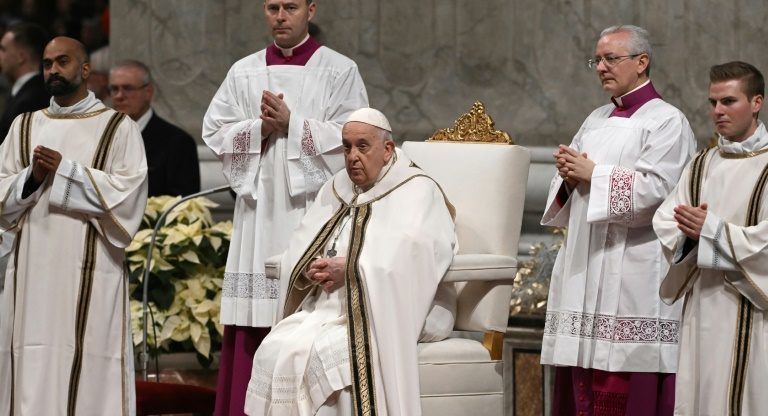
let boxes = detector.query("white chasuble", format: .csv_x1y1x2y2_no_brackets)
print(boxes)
203,47,369,327
244,151,457,415
541,99,696,373
0,94,148,415
653,122,768,415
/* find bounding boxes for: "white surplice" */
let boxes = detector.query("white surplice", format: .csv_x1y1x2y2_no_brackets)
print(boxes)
244,151,457,415
540,99,697,373
0,92,148,415
653,122,768,415
202,46,369,327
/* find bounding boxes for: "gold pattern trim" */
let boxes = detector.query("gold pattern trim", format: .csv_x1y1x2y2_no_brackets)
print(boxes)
9,228,22,415
20,112,32,168
724,160,768,415
428,101,513,144
93,112,125,171
345,204,377,416
718,146,768,159
67,224,98,416
335,174,455,219
283,206,349,315
42,107,109,119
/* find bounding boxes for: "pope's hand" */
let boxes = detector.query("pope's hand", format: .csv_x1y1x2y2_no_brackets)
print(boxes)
307,257,346,293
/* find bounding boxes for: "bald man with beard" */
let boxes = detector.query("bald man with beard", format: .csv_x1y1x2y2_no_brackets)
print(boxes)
0,37,148,415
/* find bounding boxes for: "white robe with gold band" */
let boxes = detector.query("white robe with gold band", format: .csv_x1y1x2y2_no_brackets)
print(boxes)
244,151,456,415
540,99,697,373
653,122,768,415
202,46,369,327
0,93,148,416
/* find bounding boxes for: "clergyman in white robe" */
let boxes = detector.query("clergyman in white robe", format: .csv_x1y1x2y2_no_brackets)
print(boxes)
541,73,696,412
0,91,148,415
654,119,768,415
244,147,457,415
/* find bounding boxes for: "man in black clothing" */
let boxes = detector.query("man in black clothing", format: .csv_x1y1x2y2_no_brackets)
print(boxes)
109,59,200,197
0,22,50,142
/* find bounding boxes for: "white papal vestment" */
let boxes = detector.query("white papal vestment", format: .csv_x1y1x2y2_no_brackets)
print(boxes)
244,151,456,415
203,46,368,327
541,99,696,373
0,92,148,415
653,122,768,415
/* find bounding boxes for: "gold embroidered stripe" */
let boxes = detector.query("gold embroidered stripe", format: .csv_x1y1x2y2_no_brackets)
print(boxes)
9,228,23,415
345,204,377,416
729,297,753,415
66,225,98,416
92,112,125,171
283,205,350,315
689,148,711,207
746,162,768,225
20,112,32,168
727,159,768,415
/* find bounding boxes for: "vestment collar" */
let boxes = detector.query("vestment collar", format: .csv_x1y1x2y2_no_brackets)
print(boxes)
266,35,321,66
610,80,661,118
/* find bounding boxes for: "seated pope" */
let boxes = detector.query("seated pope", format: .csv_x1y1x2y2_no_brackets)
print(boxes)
243,108,458,415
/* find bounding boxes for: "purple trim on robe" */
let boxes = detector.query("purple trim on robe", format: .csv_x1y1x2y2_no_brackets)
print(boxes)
266,36,322,66
610,81,662,118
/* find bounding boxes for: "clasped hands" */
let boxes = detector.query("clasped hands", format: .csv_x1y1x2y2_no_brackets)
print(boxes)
673,203,708,241
260,90,290,138
553,144,595,189
31,145,62,185
306,257,346,293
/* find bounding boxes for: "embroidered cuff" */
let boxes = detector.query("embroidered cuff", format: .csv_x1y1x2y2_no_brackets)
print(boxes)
49,159,83,210
587,164,635,223
698,212,737,271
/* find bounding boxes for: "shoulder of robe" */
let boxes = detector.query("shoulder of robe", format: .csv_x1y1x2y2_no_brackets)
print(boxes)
229,49,268,72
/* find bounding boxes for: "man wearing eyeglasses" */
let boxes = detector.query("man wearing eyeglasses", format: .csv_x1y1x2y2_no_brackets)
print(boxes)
109,60,200,197
540,25,696,415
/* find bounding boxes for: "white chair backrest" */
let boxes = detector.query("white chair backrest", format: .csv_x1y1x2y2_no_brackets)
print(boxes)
403,142,530,333
401,142,530,257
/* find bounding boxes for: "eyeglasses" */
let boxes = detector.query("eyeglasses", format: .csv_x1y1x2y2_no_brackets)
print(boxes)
587,54,641,70
108,83,149,95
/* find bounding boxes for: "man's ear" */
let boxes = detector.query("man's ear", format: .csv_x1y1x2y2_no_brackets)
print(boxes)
752,94,764,117
636,53,650,77
81,62,91,80
308,2,317,21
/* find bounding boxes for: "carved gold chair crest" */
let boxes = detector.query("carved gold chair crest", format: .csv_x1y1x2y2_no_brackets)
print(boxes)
427,101,513,144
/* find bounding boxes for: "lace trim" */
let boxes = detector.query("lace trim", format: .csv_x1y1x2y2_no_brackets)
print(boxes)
544,311,679,344
306,331,350,392
246,330,351,407
712,220,724,268
61,161,79,210
299,120,327,191
230,125,252,191
247,364,309,406
608,166,634,222
222,272,278,300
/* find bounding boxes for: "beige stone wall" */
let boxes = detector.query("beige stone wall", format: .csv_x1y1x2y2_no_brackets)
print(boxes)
111,0,768,146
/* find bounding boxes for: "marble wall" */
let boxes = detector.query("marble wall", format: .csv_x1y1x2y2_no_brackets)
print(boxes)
111,0,768,147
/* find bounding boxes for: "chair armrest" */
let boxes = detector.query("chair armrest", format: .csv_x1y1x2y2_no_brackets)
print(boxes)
265,254,282,280
443,254,517,283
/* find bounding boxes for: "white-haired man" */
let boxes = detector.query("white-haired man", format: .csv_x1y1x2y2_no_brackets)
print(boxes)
202,1,368,413
243,108,457,415
540,25,696,414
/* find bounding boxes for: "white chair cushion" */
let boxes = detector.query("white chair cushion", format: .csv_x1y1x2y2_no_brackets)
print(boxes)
444,253,517,282
418,339,502,396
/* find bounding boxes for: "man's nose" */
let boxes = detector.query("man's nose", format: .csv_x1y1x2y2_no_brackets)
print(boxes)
277,7,287,20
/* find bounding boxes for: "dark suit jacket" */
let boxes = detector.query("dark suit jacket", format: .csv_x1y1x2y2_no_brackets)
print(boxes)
0,73,50,143
142,112,201,197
